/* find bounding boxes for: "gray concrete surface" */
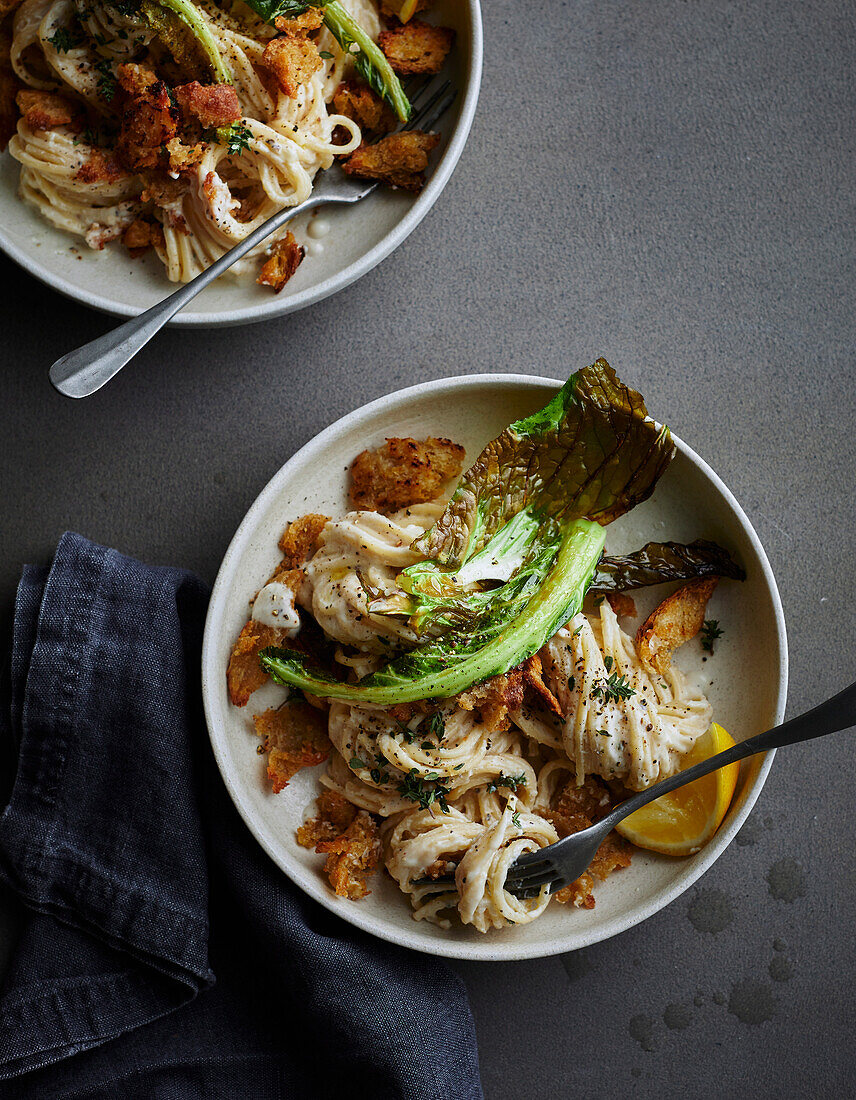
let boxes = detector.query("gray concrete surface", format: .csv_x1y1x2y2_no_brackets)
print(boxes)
1,0,855,1096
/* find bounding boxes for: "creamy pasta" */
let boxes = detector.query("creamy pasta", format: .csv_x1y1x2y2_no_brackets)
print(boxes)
277,499,715,933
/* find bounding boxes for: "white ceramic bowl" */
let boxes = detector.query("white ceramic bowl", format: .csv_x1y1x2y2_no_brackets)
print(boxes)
202,374,788,960
0,1,481,327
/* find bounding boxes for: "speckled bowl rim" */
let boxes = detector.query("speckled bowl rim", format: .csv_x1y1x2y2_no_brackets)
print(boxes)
202,373,788,960
0,1,482,328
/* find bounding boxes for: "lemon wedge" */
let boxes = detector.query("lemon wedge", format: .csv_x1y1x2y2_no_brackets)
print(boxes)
615,723,739,856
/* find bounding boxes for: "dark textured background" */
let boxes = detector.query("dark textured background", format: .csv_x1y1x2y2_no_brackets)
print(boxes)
2,0,855,1095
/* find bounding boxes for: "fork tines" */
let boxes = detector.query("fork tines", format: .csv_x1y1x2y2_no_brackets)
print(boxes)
403,76,456,133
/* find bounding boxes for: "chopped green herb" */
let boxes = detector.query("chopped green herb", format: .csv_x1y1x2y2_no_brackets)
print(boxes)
319,49,334,59
397,768,450,813
47,27,82,52
604,655,613,672
701,619,724,654
597,728,610,737
95,59,116,102
215,120,253,155
592,670,636,703
348,756,365,770
511,810,522,828
486,773,527,794
427,711,446,741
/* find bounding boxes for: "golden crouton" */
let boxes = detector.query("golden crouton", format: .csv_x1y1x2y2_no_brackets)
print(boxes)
378,19,454,74
316,810,381,899
635,577,718,676
164,136,205,174
257,231,305,293
174,81,241,127
253,700,331,794
227,619,293,706
548,776,632,908
278,513,330,568
16,89,80,132
296,790,358,848
457,669,525,733
341,129,439,191
332,80,396,136
260,34,323,97
274,8,325,33
349,435,464,513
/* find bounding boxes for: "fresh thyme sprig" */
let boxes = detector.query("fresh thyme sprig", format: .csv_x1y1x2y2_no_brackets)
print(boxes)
701,619,724,654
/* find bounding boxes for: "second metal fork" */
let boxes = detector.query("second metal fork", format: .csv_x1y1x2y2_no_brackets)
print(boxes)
49,77,456,399
417,679,856,900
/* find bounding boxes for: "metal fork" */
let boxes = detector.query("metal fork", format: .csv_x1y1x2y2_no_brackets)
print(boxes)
49,77,456,399
416,680,856,900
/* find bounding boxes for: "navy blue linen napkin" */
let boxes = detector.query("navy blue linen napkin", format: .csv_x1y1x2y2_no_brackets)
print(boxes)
0,533,482,1099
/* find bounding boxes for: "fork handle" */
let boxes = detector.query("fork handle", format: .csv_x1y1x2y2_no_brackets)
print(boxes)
602,679,856,832
49,196,319,399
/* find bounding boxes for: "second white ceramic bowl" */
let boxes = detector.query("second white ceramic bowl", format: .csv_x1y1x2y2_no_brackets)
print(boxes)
0,0,482,326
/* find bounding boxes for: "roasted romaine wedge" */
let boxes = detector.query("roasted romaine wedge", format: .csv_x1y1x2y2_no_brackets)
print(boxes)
260,359,674,704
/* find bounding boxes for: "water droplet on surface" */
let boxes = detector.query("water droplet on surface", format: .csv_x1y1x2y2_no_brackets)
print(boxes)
728,981,777,1025
629,1014,656,1052
687,888,734,933
769,956,793,982
767,858,806,902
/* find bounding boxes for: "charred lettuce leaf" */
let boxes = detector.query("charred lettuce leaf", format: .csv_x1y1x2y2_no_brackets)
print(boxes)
412,359,674,568
591,539,746,592
258,360,674,704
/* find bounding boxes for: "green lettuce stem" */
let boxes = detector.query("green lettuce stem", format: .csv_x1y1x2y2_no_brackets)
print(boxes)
158,0,232,82
322,1,411,121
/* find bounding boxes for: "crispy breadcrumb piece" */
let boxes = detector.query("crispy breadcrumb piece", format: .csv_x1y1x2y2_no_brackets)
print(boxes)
332,80,396,136
257,231,305,293
278,514,330,569
274,8,324,33
174,81,241,128
122,217,165,258
548,776,631,908
635,576,718,676
457,669,525,733
378,19,454,74
116,62,159,98
607,592,637,619
296,790,358,848
116,78,178,171
341,130,439,191
316,811,382,899
523,653,563,717
227,619,293,706
16,89,81,132
349,435,464,513
260,34,323,97
164,136,205,174
139,169,188,206
254,700,331,794
74,149,125,184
